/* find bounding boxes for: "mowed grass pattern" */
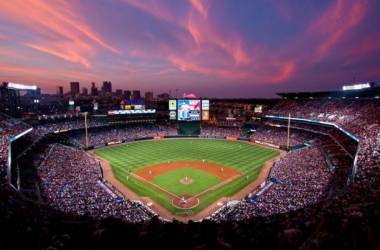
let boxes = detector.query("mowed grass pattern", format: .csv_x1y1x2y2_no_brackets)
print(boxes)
152,168,221,196
94,139,279,215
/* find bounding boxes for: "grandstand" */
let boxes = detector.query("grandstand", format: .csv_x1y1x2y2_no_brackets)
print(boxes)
0,86,379,249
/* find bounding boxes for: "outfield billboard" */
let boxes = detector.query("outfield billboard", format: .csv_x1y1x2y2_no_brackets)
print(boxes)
169,100,177,110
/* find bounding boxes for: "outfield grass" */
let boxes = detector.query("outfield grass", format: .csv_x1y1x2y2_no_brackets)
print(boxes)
94,139,279,215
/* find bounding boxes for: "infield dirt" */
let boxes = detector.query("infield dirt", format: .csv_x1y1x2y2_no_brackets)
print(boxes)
134,161,240,182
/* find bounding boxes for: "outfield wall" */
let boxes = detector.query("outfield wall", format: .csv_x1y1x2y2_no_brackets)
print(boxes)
85,135,250,150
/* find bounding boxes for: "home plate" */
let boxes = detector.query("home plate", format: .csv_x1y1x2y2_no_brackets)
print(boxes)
147,202,153,206
217,202,223,206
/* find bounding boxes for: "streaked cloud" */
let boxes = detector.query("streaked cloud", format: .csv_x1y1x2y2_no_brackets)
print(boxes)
189,0,209,19
309,0,369,62
0,0,379,97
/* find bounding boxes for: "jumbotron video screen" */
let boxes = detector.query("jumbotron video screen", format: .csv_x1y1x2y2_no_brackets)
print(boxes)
178,99,200,121
168,99,209,121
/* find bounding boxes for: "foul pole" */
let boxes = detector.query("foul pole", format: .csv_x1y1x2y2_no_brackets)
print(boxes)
85,112,89,148
286,113,291,150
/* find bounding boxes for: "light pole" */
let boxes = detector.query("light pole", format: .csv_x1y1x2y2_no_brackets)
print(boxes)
33,99,40,115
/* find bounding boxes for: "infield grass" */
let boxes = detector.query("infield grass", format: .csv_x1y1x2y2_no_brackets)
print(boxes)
94,139,279,215
152,168,221,196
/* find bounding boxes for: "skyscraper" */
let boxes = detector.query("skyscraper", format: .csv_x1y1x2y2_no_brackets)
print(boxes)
132,90,140,100
116,89,123,97
124,90,131,100
82,87,88,96
56,86,63,95
90,82,98,96
102,81,112,94
70,82,80,96
157,93,170,99
145,91,153,101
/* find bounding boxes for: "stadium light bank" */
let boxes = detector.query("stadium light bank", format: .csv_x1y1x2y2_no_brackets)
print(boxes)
6,82,37,90
342,83,371,91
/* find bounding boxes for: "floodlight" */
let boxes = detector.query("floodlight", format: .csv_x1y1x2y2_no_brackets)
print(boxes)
7,82,37,90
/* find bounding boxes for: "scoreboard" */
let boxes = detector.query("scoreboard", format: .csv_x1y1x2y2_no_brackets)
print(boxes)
119,100,145,110
169,99,209,121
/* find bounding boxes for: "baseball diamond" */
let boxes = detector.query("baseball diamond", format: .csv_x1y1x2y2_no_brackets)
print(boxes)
92,139,280,218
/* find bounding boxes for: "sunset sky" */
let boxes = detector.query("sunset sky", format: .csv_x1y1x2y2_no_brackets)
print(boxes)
0,0,379,98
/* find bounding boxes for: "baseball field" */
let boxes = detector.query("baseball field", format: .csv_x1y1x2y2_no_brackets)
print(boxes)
93,139,279,216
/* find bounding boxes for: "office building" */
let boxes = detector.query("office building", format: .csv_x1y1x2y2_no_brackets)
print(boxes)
70,82,80,96
132,90,140,100
124,90,131,100
90,82,98,96
102,81,112,94
145,91,154,101
56,86,63,95
116,89,123,97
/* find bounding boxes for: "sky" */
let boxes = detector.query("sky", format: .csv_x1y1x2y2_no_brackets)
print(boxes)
0,0,379,98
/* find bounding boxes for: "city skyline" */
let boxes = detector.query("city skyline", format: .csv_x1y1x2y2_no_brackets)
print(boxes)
1,0,380,98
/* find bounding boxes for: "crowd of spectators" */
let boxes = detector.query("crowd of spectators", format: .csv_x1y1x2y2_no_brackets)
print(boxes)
202,98,379,249
269,99,380,204
1,187,378,250
267,119,358,157
222,146,331,219
32,117,107,138
319,136,353,197
250,125,317,147
38,144,152,222
269,99,373,133
0,113,31,184
1,97,379,249
64,124,178,147
200,126,242,137
214,120,245,127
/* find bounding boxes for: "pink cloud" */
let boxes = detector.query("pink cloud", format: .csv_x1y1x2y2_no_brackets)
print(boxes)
183,7,250,66
0,63,98,81
122,0,251,68
0,47,32,60
231,39,249,66
309,0,369,62
189,0,209,19
152,68,177,76
272,61,296,83
215,69,250,80
187,11,202,44
168,55,210,75
2,1,117,51
0,64,53,76
0,0,118,68
342,35,380,66
123,0,175,22
24,43,90,68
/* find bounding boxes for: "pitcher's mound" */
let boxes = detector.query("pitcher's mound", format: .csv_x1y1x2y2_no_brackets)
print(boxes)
180,178,193,184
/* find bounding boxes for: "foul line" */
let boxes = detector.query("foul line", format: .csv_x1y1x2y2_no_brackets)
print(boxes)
193,163,263,198
130,173,182,200
193,173,242,198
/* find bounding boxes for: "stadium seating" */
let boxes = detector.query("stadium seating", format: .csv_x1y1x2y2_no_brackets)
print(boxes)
0,97,379,249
